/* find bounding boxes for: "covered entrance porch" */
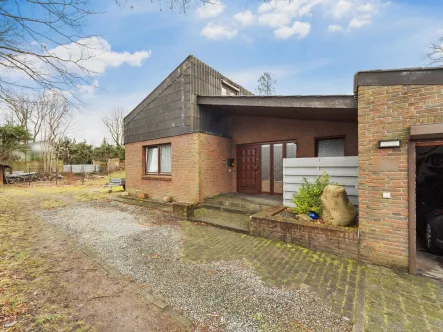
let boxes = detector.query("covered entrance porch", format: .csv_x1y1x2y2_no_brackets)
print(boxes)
197,94,358,198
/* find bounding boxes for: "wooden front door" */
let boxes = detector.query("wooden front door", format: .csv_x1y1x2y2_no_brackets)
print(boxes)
237,144,260,193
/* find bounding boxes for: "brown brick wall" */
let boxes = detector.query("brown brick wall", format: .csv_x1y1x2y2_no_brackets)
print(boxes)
125,133,200,203
358,85,443,268
198,134,234,200
229,115,358,157
229,115,358,190
250,214,359,260
126,115,358,202
126,132,234,203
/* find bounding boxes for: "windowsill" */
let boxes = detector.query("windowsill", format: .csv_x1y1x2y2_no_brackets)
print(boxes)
142,175,172,181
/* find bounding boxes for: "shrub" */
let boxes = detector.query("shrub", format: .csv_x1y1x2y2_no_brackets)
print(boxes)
292,171,335,216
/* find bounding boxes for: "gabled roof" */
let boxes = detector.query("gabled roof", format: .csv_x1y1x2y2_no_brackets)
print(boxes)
124,55,252,126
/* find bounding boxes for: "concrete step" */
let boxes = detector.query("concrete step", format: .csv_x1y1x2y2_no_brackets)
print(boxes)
112,196,173,212
189,208,250,234
196,203,257,215
203,198,272,212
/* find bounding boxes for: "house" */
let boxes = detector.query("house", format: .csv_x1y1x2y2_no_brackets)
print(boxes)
125,55,443,274
125,55,358,202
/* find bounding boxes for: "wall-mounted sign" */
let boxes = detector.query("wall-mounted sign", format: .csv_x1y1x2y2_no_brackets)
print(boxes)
379,140,401,149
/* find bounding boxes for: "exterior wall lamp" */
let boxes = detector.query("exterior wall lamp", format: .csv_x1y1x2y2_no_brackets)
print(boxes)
378,140,401,149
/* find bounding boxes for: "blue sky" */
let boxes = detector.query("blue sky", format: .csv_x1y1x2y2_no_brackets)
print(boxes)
45,0,443,143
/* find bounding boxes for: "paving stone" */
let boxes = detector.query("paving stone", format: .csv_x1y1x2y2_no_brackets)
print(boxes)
182,222,443,330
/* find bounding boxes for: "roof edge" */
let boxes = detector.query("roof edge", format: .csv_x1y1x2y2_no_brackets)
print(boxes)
354,66,443,94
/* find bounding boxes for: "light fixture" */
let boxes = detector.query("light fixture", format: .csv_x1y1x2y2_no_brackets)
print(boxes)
378,140,401,149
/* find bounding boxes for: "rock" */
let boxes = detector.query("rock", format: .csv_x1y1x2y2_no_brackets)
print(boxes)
321,185,356,227
163,196,173,203
138,193,148,199
298,214,313,222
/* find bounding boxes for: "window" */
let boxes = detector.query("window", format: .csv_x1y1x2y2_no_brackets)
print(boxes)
221,81,239,96
145,144,171,174
316,138,345,157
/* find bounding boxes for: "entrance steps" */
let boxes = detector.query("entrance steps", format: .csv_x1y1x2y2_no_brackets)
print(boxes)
190,208,250,234
189,193,282,234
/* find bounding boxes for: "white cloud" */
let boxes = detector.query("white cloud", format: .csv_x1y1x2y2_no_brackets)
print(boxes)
50,37,151,76
274,21,311,39
349,16,371,28
77,80,99,98
233,10,255,26
201,22,238,39
196,0,225,19
0,37,151,82
257,0,319,29
332,0,352,18
328,24,344,32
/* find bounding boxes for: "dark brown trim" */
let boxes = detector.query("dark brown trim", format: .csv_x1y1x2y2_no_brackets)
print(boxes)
142,175,172,181
315,136,346,157
408,141,416,275
354,67,443,95
415,141,443,147
144,143,172,176
236,144,261,194
237,140,295,196
409,123,443,141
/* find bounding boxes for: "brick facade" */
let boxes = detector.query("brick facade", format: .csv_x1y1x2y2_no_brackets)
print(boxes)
126,132,235,203
125,133,200,202
229,115,358,157
358,85,443,268
250,211,359,260
126,115,359,202
198,134,233,200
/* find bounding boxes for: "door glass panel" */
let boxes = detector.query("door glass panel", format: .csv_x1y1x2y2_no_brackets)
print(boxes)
317,138,344,157
273,144,283,194
286,143,297,158
261,144,270,193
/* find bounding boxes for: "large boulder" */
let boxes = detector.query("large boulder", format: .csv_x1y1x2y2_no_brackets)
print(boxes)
320,185,356,227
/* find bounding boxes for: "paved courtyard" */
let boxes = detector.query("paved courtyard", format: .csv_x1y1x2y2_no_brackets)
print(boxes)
3,186,442,331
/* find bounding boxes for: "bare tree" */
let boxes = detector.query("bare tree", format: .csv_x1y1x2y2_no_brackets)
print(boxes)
103,108,125,148
5,93,48,142
39,94,72,173
428,38,443,65
256,72,276,96
0,0,98,104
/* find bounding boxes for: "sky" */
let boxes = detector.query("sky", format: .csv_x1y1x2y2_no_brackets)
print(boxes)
8,0,443,144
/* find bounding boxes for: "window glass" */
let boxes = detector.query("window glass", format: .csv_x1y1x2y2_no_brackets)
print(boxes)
261,145,270,193
317,138,345,157
160,145,172,173
273,143,283,194
147,147,158,173
286,143,297,158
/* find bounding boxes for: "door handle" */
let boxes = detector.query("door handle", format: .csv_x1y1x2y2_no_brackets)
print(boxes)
254,165,259,171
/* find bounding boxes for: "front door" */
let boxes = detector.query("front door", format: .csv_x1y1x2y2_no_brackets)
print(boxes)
237,144,260,193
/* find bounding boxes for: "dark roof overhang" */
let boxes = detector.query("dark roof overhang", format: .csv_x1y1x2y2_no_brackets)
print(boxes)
354,67,443,94
197,95,357,123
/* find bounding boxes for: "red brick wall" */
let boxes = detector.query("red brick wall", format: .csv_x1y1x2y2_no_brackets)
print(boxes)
125,134,200,202
358,85,443,268
229,115,358,189
198,134,233,200
125,132,234,202
228,115,358,157
126,116,358,202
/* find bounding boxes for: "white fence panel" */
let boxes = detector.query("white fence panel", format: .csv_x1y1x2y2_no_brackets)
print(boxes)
63,164,100,173
283,156,358,208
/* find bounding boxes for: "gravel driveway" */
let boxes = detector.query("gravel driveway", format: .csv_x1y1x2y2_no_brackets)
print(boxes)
39,201,351,332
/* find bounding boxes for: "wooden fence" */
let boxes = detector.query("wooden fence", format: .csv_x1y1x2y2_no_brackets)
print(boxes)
283,156,358,207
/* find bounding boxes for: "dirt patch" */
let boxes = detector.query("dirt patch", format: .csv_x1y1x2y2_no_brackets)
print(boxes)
0,188,190,331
